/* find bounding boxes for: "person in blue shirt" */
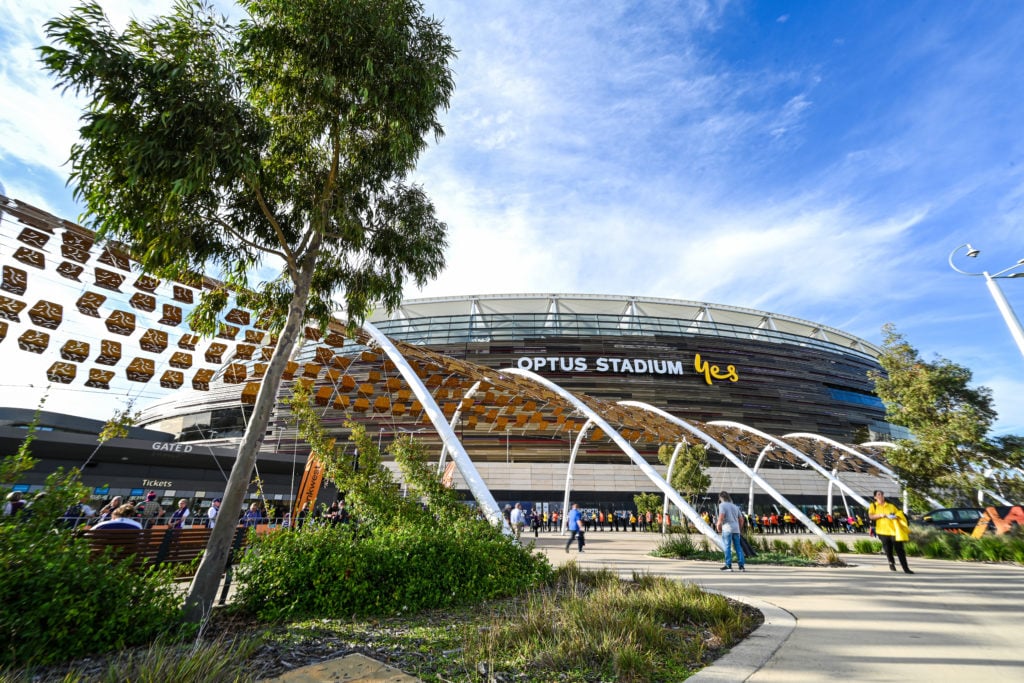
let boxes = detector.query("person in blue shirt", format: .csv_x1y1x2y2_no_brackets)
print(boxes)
564,502,585,553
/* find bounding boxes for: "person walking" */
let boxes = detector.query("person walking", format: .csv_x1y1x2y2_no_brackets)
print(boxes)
868,490,913,574
510,503,525,541
716,491,745,572
564,502,585,553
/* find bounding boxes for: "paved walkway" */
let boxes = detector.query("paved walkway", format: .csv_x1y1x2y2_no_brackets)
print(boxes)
531,532,1024,682
271,531,1024,682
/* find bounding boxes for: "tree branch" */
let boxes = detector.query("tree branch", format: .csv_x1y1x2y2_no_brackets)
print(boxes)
212,214,291,263
251,182,299,279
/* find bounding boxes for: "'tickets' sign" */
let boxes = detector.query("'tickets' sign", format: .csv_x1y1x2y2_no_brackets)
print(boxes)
515,353,739,385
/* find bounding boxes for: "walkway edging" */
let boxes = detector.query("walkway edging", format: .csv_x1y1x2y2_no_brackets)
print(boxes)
687,594,795,682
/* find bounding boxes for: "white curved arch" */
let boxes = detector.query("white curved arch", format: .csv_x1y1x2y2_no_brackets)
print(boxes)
805,435,943,509
622,403,838,550
710,421,871,510
800,436,899,480
661,442,687,534
747,444,773,516
561,419,595,533
437,381,482,475
979,487,1012,506
361,322,509,532
504,368,724,549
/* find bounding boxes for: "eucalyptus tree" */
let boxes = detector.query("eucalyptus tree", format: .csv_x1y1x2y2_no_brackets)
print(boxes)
41,0,455,621
869,324,1001,505
657,442,711,506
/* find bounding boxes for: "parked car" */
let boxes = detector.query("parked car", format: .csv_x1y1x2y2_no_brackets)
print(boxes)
916,507,984,532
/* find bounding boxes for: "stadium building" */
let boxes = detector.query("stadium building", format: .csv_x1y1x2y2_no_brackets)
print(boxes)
0,195,904,539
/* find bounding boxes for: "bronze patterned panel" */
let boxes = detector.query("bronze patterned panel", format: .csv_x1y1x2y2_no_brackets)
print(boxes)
60,244,91,263
129,292,156,312
241,382,260,404
252,363,267,379
160,370,184,389
56,262,84,280
85,368,115,389
28,300,63,330
13,247,44,270
192,368,215,391
17,228,50,248
0,321,6,342
315,347,334,365
2,266,27,295
159,304,183,326
216,323,239,340
178,334,199,350
76,291,106,317
0,295,26,322
133,275,160,292
172,285,194,304
46,362,76,384
303,326,322,341
61,339,90,362
225,308,250,326
205,342,227,364
324,331,346,347
244,329,265,344
223,363,247,384
94,268,125,291
234,343,255,360
125,357,155,382
96,339,122,365
97,247,129,271
303,363,321,379
17,329,49,353
105,309,136,335
139,328,168,353
169,351,192,369
62,231,93,251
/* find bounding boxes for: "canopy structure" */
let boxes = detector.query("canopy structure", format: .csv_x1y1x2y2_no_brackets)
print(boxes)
0,194,899,547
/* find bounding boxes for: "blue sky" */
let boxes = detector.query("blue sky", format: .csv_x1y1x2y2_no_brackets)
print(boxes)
1,0,1023,435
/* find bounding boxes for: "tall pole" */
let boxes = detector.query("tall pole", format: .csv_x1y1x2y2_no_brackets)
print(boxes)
982,272,1024,359
949,243,1024,362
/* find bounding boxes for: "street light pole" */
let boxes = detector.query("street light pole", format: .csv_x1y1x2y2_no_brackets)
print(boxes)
948,243,1024,361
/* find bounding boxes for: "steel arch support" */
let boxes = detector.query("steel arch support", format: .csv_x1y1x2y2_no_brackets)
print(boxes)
803,436,943,509
621,402,838,550
361,322,509,533
748,444,774,516
504,368,724,549
661,442,687,534
561,420,595,533
710,420,871,510
437,381,482,475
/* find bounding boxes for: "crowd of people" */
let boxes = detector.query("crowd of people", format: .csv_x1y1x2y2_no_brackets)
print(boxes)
5,488,881,542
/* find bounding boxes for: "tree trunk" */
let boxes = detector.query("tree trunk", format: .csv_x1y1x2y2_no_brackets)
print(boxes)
182,246,319,623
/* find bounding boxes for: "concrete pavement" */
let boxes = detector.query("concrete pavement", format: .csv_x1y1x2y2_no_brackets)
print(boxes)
271,531,1024,681
529,531,1024,682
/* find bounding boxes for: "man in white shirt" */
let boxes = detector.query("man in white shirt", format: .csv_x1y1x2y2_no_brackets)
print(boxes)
510,503,525,541
207,498,221,528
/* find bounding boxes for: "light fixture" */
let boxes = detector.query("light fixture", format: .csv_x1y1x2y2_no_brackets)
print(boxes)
948,243,1024,360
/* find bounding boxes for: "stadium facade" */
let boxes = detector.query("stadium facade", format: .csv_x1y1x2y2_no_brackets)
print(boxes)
0,194,903,533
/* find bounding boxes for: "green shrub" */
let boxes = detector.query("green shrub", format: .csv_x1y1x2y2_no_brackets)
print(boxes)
853,539,882,555
0,521,182,667
652,533,697,558
959,539,985,561
976,536,1011,562
235,519,552,621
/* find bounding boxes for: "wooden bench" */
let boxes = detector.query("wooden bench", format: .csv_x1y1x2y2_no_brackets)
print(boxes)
80,526,214,571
